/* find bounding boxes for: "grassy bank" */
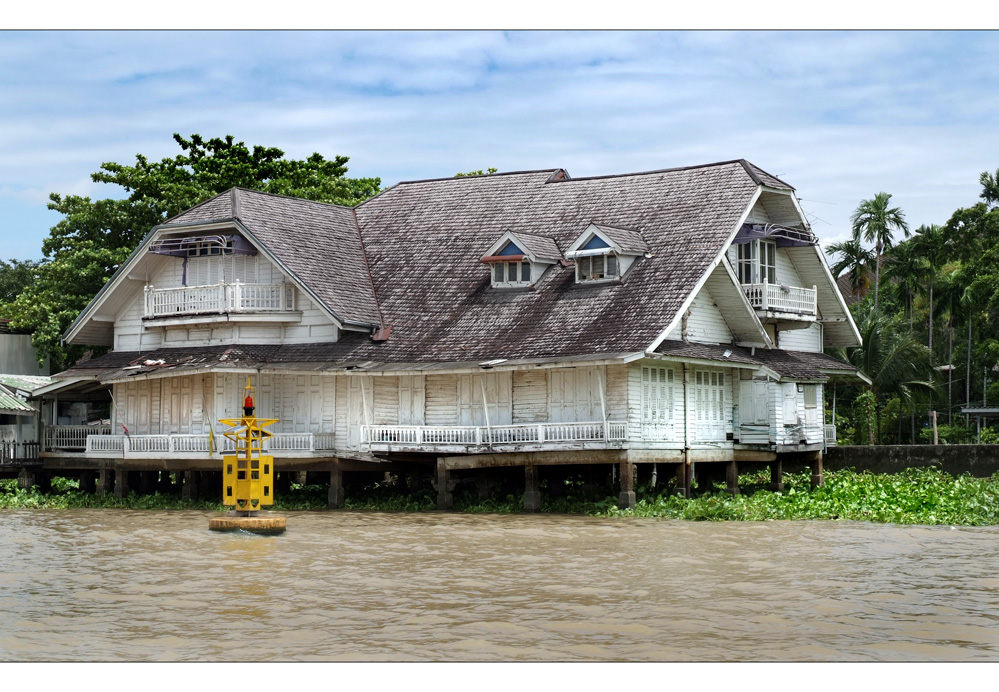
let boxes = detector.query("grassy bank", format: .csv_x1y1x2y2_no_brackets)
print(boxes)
2,468,998,525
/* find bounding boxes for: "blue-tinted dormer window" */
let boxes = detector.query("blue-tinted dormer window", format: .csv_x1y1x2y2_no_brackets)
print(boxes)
582,236,611,251
497,242,525,256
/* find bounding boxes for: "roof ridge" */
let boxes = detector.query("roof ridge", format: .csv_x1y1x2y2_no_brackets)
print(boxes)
393,169,562,186
549,159,750,184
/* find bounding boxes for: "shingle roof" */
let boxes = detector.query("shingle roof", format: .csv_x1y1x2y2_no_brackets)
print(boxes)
345,161,761,362
507,232,563,261
164,190,382,326
591,224,649,254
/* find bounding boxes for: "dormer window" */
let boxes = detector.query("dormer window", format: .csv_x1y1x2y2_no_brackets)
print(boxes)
565,223,648,285
493,257,532,286
481,231,562,289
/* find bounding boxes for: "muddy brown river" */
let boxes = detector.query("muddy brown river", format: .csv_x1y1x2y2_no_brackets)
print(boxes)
1,509,997,661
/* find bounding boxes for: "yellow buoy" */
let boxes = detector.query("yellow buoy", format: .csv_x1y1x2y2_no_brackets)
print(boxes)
210,378,286,534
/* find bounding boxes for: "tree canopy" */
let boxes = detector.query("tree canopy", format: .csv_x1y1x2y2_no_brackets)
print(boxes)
1,134,382,371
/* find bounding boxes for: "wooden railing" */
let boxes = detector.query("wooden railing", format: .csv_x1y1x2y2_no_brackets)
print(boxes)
1,441,40,465
144,281,293,318
824,424,837,447
742,281,817,316
361,421,628,448
43,425,112,451
85,432,334,456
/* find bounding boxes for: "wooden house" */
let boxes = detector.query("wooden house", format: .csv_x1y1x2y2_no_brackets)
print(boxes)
38,160,866,507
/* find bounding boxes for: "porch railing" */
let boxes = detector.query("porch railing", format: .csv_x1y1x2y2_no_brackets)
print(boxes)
1,441,40,465
361,421,628,448
84,431,335,455
743,281,817,316
824,424,837,447
144,281,292,318
44,425,112,451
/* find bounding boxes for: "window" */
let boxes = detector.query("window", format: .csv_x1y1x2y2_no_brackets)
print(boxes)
576,253,619,282
492,260,531,287
642,366,674,426
803,384,817,409
737,239,776,284
185,238,233,257
694,370,725,424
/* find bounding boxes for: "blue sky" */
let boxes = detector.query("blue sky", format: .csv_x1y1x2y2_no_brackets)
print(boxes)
2,30,998,261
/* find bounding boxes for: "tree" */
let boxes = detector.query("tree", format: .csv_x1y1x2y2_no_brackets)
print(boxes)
980,167,999,209
835,307,935,444
454,168,498,178
0,259,40,308
883,240,926,327
828,238,875,299
851,192,910,310
4,134,382,371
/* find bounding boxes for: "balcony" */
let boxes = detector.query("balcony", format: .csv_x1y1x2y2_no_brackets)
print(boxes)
143,281,296,320
43,424,113,452
361,421,628,453
742,281,817,319
83,432,336,459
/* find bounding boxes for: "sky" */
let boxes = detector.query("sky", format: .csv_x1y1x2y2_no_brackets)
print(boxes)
2,29,998,262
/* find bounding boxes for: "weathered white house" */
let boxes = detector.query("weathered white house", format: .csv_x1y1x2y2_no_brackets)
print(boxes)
1,319,52,467
40,160,866,507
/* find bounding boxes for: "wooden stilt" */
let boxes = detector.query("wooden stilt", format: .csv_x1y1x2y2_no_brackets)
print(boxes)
726,460,739,496
675,462,691,498
114,467,130,499
810,451,825,488
769,459,784,492
435,460,452,511
182,470,199,501
523,464,541,513
618,461,636,509
98,467,113,495
328,459,344,509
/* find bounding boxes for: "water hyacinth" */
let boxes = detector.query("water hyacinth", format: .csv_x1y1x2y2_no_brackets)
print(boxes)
1,468,997,526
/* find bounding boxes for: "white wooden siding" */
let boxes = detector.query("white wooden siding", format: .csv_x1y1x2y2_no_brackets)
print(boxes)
662,286,733,344
549,367,602,422
458,373,512,426
512,370,547,423
425,374,458,426
778,322,823,353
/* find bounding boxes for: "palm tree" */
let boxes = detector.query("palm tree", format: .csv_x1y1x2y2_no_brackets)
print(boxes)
834,307,935,444
883,239,927,328
980,168,999,209
827,238,875,298
851,192,910,310
910,224,945,363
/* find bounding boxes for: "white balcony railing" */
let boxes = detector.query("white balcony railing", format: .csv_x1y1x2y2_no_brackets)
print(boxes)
84,432,335,456
361,421,628,448
144,281,293,318
44,425,112,451
824,424,837,447
742,281,817,316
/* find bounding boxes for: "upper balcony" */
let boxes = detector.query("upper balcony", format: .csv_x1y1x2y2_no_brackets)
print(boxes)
143,281,300,324
742,281,817,321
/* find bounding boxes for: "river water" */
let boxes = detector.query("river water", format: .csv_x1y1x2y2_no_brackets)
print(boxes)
1,509,997,662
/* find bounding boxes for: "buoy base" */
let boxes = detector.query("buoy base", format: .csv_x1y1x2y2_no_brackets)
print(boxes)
209,514,286,534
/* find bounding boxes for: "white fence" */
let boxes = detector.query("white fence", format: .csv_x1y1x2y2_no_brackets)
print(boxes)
361,421,628,448
144,282,292,318
743,281,817,316
84,431,335,456
44,425,112,450
824,424,837,447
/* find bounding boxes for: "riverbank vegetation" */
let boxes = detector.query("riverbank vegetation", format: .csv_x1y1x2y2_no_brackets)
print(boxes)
3,468,998,525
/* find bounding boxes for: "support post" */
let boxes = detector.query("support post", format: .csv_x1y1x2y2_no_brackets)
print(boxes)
726,460,739,496
810,451,825,488
768,459,784,492
435,460,452,511
114,467,130,499
16,467,35,490
182,470,199,501
675,461,691,498
523,463,541,513
98,467,114,495
328,459,344,509
618,461,635,509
